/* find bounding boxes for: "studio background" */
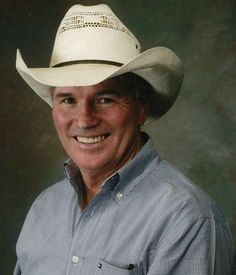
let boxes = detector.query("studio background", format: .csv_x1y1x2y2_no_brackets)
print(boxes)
1,0,235,274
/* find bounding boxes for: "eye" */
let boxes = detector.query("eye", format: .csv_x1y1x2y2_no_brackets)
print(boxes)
95,97,115,105
61,97,77,104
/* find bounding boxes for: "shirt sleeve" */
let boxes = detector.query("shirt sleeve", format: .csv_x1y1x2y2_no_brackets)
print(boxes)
147,216,234,275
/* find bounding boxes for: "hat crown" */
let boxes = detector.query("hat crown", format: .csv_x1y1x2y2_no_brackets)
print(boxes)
50,4,141,67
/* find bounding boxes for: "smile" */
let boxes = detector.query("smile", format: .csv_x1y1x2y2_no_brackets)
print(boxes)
76,135,108,144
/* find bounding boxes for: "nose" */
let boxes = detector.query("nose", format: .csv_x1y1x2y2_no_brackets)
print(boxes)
74,101,99,129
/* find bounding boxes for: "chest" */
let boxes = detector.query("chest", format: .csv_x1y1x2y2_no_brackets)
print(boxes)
19,191,158,275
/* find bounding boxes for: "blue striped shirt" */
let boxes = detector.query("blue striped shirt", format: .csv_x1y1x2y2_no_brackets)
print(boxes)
14,136,234,274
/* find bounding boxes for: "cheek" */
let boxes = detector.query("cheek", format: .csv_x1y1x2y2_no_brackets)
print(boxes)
106,110,140,134
52,108,70,133
106,111,131,128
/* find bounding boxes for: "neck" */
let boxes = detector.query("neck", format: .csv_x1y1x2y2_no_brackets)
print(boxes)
80,134,144,207
80,168,116,208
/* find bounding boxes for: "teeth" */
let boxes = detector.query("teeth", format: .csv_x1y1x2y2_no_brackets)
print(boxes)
77,135,106,144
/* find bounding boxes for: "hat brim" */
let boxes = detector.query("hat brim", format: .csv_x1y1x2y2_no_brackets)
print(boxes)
16,46,183,118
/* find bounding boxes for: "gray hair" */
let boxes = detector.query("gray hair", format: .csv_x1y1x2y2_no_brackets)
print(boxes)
110,72,174,119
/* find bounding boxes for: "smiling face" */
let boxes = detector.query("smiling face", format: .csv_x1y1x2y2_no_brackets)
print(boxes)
51,78,148,182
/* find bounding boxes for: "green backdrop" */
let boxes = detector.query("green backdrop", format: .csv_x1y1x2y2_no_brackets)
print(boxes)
1,0,235,274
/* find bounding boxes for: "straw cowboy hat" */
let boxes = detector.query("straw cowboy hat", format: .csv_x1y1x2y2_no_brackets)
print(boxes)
16,4,184,118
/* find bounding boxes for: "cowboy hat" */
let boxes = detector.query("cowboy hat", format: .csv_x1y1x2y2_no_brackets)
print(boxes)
16,4,184,118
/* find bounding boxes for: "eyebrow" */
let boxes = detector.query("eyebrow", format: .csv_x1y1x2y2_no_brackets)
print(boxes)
53,92,73,99
52,88,123,102
51,91,76,102
95,89,122,97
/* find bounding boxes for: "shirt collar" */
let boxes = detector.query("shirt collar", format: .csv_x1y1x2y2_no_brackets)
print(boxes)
63,133,160,202
111,133,160,201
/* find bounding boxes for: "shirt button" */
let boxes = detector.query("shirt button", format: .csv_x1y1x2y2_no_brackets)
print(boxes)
116,192,123,199
72,256,79,264
97,262,102,269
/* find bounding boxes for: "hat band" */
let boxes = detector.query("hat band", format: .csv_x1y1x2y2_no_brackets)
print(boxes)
52,60,123,68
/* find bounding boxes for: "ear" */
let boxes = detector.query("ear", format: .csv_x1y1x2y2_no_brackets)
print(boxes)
137,101,149,126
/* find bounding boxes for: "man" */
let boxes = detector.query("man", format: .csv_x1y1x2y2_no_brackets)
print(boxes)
14,4,234,275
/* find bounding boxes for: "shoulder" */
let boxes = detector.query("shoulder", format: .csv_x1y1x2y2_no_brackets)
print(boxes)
140,158,233,244
34,178,74,205
140,158,228,225
17,179,76,245
131,157,234,273
16,178,77,259
21,178,76,228
31,178,76,216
